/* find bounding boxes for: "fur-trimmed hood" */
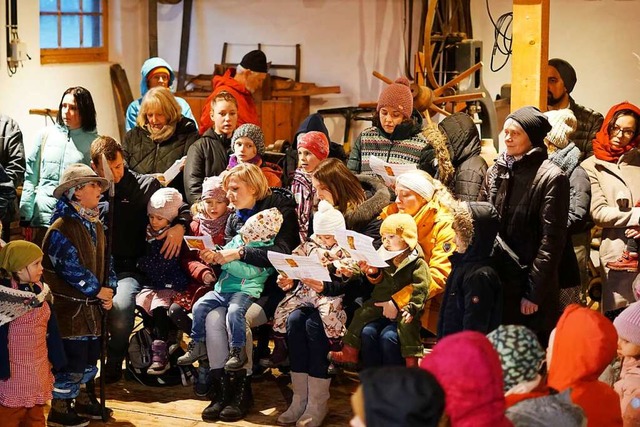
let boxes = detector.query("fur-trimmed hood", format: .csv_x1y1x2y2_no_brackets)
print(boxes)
344,175,390,231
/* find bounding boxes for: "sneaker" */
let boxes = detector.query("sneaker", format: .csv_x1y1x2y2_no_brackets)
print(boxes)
194,362,213,397
147,340,169,375
606,251,639,272
177,340,208,365
224,347,247,371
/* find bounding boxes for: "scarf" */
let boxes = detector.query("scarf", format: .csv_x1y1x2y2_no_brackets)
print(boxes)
497,151,518,170
549,142,580,175
0,280,50,326
196,210,230,240
146,224,169,242
227,153,262,169
592,101,640,162
70,200,101,223
145,121,177,143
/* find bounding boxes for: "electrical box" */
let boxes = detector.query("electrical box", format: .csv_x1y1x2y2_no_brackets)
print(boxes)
10,40,26,62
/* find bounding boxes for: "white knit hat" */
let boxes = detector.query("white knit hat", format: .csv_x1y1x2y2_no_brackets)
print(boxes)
313,200,346,235
543,109,577,150
148,187,183,222
395,170,435,201
240,207,283,243
614,301,640,346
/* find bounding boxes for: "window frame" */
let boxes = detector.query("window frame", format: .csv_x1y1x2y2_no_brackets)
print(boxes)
39,0,109,64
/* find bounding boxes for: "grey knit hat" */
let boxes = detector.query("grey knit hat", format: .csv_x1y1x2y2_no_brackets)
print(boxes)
231,123,265,156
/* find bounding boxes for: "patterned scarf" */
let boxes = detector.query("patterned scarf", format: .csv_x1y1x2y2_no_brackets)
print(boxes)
70,200,101,223
146,224,169,242
196,210,230,239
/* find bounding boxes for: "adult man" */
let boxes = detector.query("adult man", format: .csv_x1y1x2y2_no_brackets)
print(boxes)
0,115,25,240
547,58,603,159
89,136,190,383
199,50,268,134
125,57,197,131
479,106,570,346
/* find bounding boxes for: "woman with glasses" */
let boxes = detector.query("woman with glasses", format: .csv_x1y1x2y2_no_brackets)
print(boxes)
582,102,640,314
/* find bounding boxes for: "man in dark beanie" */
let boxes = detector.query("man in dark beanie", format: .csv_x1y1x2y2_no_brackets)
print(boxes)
199,49,269,134
547,58,603,159
478,106,570,346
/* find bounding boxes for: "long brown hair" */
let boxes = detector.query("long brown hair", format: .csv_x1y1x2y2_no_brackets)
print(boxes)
312,158,365,214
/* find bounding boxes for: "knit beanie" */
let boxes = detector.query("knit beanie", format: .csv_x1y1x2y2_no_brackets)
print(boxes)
240,207,283,243
147,187,183,222
380,213,418,250
239,50,269,73
201,176,228,203
549,58,577,93
507,106,552,148
313,200,346,235
232,124,265,156
377,77,413,119
487,325,546,392
148,66,170,82
0,241,44,273
544,109,577,150
395,169,435,202
298,131,329,161
614,301,640,346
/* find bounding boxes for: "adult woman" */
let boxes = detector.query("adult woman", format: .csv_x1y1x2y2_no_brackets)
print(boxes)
123,86,199,198
361,169,456,368
199,163,299,423
20,87,97,245
277,158,390,427
581,102,640,312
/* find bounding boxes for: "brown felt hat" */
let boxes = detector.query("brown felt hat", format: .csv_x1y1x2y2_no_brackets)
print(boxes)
53,163,109,199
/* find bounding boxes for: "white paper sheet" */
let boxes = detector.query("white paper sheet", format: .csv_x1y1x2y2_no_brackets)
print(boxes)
161,155,187,185
368,154,417,186
334,230,398,268
183,235,217,251
267,251,331,282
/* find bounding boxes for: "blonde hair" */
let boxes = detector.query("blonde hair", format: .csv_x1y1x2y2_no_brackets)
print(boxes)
137,87,182,128
222,163,271,201
451,201,474,249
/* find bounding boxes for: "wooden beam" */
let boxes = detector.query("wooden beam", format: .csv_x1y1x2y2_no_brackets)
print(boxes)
177,0,193,91
511,0,549,111
148,0,158,57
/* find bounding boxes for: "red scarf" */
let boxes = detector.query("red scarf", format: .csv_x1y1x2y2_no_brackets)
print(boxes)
592,101,640,162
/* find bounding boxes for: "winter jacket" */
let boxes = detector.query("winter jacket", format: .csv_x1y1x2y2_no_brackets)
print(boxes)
125,57,196,131
569,97,604,160
479,148,569,334
438,202,502,338
199,68,260,134
183,128,231,203
0,115,25,222
582,149,640,311
420,331,513,427
506,390,586,427
20,124,96,227
137,236,189,292
615,356,640,426
438,112,488,201
547,304,622,427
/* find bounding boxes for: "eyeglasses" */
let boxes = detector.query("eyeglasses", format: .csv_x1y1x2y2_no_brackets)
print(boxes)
610,125,636,138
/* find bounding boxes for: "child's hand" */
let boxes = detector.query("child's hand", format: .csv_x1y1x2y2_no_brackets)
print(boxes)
374,300,398,320
401,309,413,324
277,275,295,291
301,278,324,293
210,249,240,265
336,266,354,278
358,260,377,276
625,226,640,239
97,287,114,311
202,271,215,285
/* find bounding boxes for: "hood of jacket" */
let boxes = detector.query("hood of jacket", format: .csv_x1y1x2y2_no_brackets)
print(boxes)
140,57,176,97
294,113,330,143
345,175,390,231
438,112,481,168
464,201,500,261
505,390,586,427
420,331,513,427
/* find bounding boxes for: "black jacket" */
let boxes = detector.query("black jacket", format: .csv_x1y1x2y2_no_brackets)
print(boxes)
183,128,231,204
569,97,604,160
438,202,502,339
0,115,25,222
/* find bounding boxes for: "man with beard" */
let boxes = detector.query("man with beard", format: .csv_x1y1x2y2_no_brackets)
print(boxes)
547,58,603,160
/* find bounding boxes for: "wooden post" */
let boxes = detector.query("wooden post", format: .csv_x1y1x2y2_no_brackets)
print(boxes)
511,0,550,111
177,0,193,91
148,0,158,57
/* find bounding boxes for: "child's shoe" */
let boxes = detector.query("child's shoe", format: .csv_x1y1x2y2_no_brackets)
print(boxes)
327,344,359,366
75,379,113,420
224,347,247,371
47,398,89,427
147,340,170,375
606,251,639,272
177,340,208,365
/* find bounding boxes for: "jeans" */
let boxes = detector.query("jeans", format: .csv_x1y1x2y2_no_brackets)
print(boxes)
191,290,254,347
360,318,404,368
287,308,330,379
107,276,142,364
53,338,100,399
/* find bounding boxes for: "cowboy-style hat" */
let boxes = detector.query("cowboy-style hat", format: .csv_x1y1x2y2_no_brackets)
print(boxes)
53,163,109,199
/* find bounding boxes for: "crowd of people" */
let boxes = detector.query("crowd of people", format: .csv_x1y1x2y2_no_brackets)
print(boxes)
0,50,638,427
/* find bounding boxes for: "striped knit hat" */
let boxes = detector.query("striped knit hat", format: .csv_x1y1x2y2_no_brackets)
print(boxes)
378,77,413,119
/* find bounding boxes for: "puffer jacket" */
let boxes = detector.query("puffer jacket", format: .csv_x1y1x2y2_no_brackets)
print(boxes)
438,112,488,201
183,128,231,203
569,97,604,160
478,147,569,334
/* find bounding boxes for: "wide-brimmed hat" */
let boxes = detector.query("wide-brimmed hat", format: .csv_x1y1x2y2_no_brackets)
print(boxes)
53,163,109,199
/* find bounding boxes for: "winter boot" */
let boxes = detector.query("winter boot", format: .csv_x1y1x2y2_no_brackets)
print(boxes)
75,379,113,420
219,369,254,422
177,339,208,365
224,346,248,371
47,398,90,427
405,357,420,368
296,376,331,427
277,372,309,425
606,251,639,272
147,340,170,375
201,369,231,421
194,359,213,397
268,334,289,367
327,344,359,367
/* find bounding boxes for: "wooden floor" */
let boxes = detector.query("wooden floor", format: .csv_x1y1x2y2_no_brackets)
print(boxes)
45,369,358,426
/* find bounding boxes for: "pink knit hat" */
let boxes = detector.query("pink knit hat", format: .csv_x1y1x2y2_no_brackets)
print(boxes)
148,187,183,222
614,301,640,346
298,131,329,161
201,176,228,203
377,77,413,119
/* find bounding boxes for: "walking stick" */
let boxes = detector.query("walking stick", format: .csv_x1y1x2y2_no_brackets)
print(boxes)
99,154,115,422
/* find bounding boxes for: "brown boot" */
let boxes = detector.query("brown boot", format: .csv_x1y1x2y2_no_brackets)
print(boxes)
405,357,420,367
606,251,638,272
327,344,359,366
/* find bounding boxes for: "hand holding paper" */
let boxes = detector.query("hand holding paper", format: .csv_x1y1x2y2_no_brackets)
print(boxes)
268,251,331,282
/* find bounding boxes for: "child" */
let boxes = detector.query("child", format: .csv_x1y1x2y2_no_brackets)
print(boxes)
291,131,330,242
136,187,189,375
0,241,64,426
613,301,640,426
437,201,502,338
329,213,430,367
269,200,356,367
347,77,428,175
228,123,282,187
607,200,640,272
178,207,283,371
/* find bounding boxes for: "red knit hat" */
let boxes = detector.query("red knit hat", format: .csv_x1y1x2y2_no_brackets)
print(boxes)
377,77,413,119
298,131,329,161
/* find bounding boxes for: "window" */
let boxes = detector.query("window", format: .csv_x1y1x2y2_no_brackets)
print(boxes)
39,0,108,64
